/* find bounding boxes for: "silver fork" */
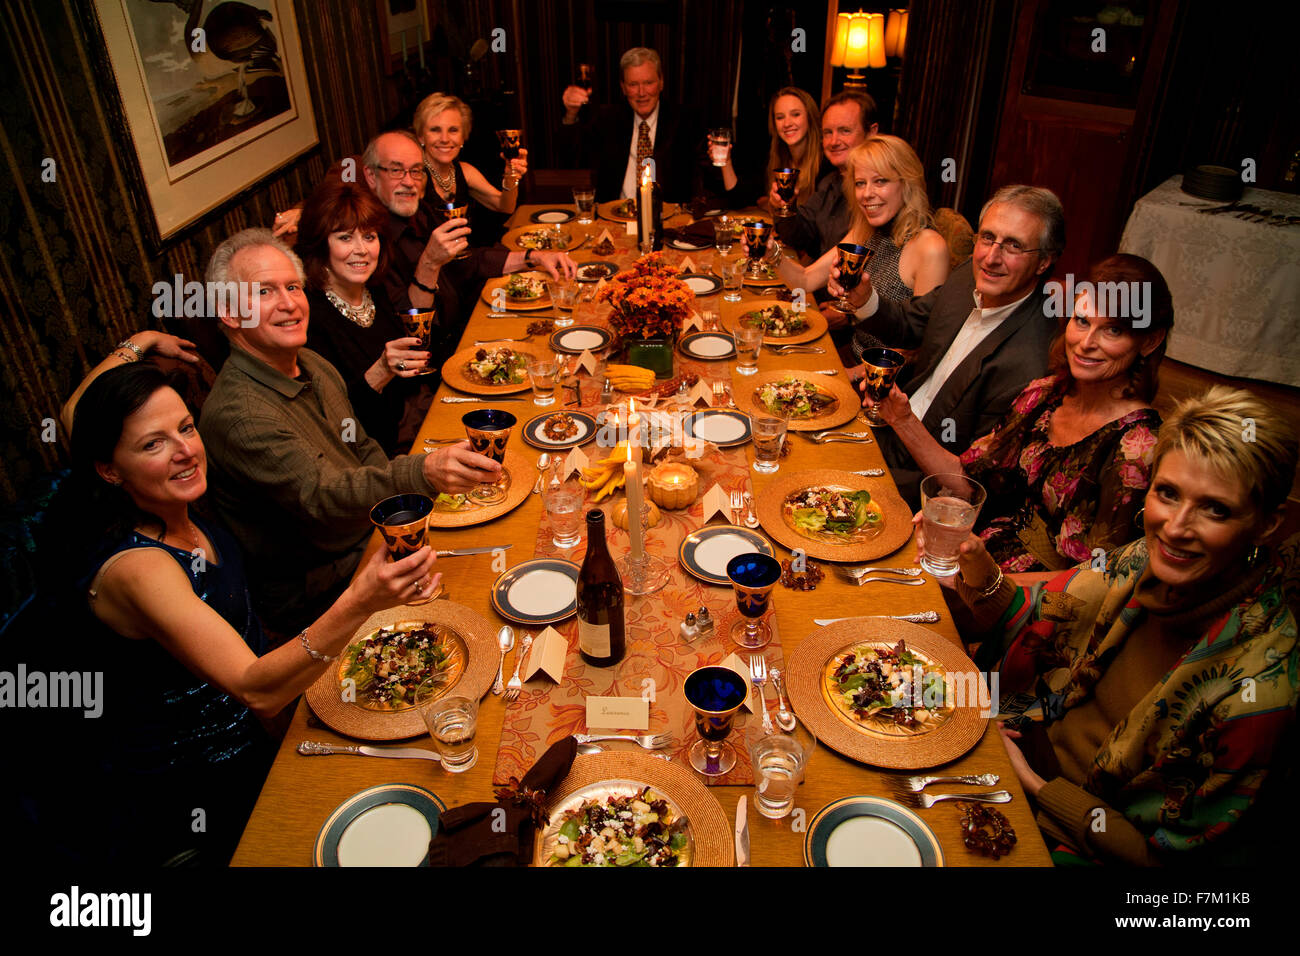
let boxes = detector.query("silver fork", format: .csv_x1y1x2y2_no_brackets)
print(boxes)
573,732,673,750
838,565,924,578
902,773,1000,792
767,344,825,355
839,574,925,587
809,429,874,442
904,790,1012,809
474,335,533,344
503,632,534,702
749,654,774,734
730,489,743,525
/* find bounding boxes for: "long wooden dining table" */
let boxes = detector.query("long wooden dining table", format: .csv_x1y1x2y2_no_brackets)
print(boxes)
230,204,1052,867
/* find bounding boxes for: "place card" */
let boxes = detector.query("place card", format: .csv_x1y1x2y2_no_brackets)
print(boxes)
574,349,599,375
586,695,650,730
700,483,735,524
686,380,714,406
596,227,615,247
562,445,589,479
594,277,608,294
678,255,697,274
722,653,757,712
681,311,704,334
624,221,637,236
523,626,566,684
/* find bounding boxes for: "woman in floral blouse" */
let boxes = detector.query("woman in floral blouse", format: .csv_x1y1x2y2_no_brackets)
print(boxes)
865,254,1173,572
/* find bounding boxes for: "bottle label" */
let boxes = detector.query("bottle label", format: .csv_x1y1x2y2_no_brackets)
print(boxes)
578,619,611,657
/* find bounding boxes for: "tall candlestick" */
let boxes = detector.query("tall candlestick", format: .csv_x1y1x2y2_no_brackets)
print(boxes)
624,445,645,561
639,169,653,249
627,398,639,448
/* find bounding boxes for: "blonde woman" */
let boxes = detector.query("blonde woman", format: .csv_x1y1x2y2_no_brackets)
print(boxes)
413,92,526,216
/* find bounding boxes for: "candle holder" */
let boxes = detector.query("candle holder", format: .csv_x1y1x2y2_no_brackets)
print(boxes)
617,498,669,595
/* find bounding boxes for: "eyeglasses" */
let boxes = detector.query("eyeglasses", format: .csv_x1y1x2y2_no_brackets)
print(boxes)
372,163,428,182
975,232,1041,258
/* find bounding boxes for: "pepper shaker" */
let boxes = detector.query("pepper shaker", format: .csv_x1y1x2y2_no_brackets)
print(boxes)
599,377,613,404
695,606,713,635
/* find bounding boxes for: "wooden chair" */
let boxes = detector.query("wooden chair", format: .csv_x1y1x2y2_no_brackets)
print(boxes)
526,169,595,205
933,207,975,270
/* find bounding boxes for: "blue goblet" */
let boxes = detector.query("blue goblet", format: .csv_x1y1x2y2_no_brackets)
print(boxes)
462,409,516,505
683,665,750,775
834,242,872,311
726,552,782,649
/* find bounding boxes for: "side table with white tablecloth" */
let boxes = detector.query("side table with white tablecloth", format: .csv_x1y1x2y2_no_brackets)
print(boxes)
1119,175,1300,387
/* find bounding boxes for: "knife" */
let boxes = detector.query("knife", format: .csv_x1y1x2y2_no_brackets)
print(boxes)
441,396,527,403
735,795,750,867
814,612,940,625
436,545,512,557
298,741,442,761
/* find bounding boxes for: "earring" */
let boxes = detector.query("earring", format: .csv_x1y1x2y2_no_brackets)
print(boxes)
1134,506,1145,529
1249,544,1263,565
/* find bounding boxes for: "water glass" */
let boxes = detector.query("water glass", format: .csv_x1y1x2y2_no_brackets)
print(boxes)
548,279,577,326
526,355,558,406
573,188,596,224
734,325,763,375
720,256,744,302
748,734,804,819
713,217,737,256
709,128,732,166
751,414,787,473
419,693,478,773
919,474,988,577
542,464,584,549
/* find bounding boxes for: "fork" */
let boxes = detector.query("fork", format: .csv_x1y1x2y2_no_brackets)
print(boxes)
767,344,825,355
839,565,923,577
900,773,1000,792
573,732,674,750
749,654,774,733
474,335,533,344
804,431,874,444
503,632,534,702
902,790,1012,809
809,429,873,441
730,489,743,526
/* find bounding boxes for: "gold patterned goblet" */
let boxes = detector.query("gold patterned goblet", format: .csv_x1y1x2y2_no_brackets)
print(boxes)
462,409,516,505
726,552,782,649
773,168,798,218
858,347,905,425
742,220,773,278
683,665,750,776
402,308,438,376
441,201,472,260
371,493,439,604
834,242,872,311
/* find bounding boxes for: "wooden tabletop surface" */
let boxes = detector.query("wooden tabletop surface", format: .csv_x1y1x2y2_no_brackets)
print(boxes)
230,205,1051,868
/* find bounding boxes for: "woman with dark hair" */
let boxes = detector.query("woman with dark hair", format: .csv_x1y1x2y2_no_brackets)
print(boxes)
296,177,434,454
926,386,1298,865
711,87,824,209
49,363,436,864
869,254,1174,572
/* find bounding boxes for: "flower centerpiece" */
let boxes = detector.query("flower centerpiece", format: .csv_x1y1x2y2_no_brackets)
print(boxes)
597,252,693,379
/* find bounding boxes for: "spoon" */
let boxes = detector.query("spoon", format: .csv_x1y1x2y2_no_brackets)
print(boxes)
770,667,796,732
532,452,552,494
492,625,515,696
576,742,604,755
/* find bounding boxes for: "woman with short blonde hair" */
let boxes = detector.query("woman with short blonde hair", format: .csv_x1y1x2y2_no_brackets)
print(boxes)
413,91,525,216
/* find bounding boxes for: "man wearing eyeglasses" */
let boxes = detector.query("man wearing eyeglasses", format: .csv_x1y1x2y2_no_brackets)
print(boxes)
362,131,574,324
829,185,1065,506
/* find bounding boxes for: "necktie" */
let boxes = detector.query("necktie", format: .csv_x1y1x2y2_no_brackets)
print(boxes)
636,120,652,173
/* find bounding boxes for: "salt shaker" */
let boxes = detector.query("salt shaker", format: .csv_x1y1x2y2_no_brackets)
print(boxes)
679,611,698,641
599,377,613,404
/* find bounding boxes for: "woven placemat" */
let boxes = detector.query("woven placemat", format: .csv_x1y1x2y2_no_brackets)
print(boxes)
785,618,988,769
426,448,533,529
754,468,912,562
535,752,734,866
735,370,860,431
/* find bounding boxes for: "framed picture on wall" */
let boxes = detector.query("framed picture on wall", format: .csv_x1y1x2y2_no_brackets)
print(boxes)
377,0,434,75
86,0,318,250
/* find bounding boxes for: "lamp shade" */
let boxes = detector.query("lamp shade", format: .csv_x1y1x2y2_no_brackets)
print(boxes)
885,9,909,58
843,13,871,69
865,12,887,68
830,12,853,67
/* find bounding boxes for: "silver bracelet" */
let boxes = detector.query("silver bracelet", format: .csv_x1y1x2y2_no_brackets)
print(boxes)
115,338,145,361
298,627,335,662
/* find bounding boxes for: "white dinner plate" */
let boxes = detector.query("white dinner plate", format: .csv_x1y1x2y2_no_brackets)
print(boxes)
683,409,752,447
550,326,612,354
678,526,775,586
314,784,445,867
679,331,736,360
491,559,580,625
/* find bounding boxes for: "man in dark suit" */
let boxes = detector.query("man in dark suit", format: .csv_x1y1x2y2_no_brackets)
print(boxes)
559,47,705,203
833,185,1067,507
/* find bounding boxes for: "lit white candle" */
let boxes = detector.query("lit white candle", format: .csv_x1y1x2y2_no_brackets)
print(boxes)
627,398,640,448
624,444,645,560
639,165,653,248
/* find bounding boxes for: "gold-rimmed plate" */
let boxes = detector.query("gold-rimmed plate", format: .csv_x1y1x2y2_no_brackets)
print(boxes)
442,343,540,395
425,448,533,528
785,618,988,769
535,752,733,866
755,469,912,562
597,199,638,222
304,601,498,740
491,558,579,626
505,224,576,251
731,297,827,345
737,370,859,431
479,273,553,311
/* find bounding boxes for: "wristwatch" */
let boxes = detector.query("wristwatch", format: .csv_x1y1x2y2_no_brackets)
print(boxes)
523,249,537,268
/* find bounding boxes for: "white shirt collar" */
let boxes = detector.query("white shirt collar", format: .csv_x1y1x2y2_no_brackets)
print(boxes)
971,287,1034,322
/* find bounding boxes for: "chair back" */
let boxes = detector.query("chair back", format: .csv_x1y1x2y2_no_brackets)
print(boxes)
933,207,974,270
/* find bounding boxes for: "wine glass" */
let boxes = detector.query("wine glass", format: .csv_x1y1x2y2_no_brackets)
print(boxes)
496,129,522,161
683,665,749,776
833,242,872,311
576,63,595,95
742,220,772,279
726,552,781,649
773,168,798,218
401,308,438,376
370,493,439,604
857,347,905,425
461,409,516,505
439,201,472,260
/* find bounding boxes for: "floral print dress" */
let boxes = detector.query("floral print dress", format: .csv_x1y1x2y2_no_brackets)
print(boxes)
959,375,1160,573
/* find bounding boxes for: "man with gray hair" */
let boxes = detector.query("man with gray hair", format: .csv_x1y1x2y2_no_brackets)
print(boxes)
200,228,498,633
560,47,706,202
831,185,1066,506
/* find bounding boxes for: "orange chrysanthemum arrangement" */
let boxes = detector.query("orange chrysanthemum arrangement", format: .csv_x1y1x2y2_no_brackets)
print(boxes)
597,253,693,341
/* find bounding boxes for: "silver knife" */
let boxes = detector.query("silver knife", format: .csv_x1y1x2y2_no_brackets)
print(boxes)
436,545,512,557
298,741,442,761
850,469,885,477
441,396,526,403
735,795,750,867
814,612,941,625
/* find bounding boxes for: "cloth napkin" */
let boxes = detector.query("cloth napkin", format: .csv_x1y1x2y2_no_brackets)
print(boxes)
663,219,717,246
427,736,577,867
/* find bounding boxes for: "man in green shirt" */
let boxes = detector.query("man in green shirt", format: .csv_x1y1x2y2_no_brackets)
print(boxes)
199,228,497,634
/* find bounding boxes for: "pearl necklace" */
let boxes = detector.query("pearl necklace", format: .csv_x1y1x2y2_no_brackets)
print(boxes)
324,288,375,328
429,161,456,197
